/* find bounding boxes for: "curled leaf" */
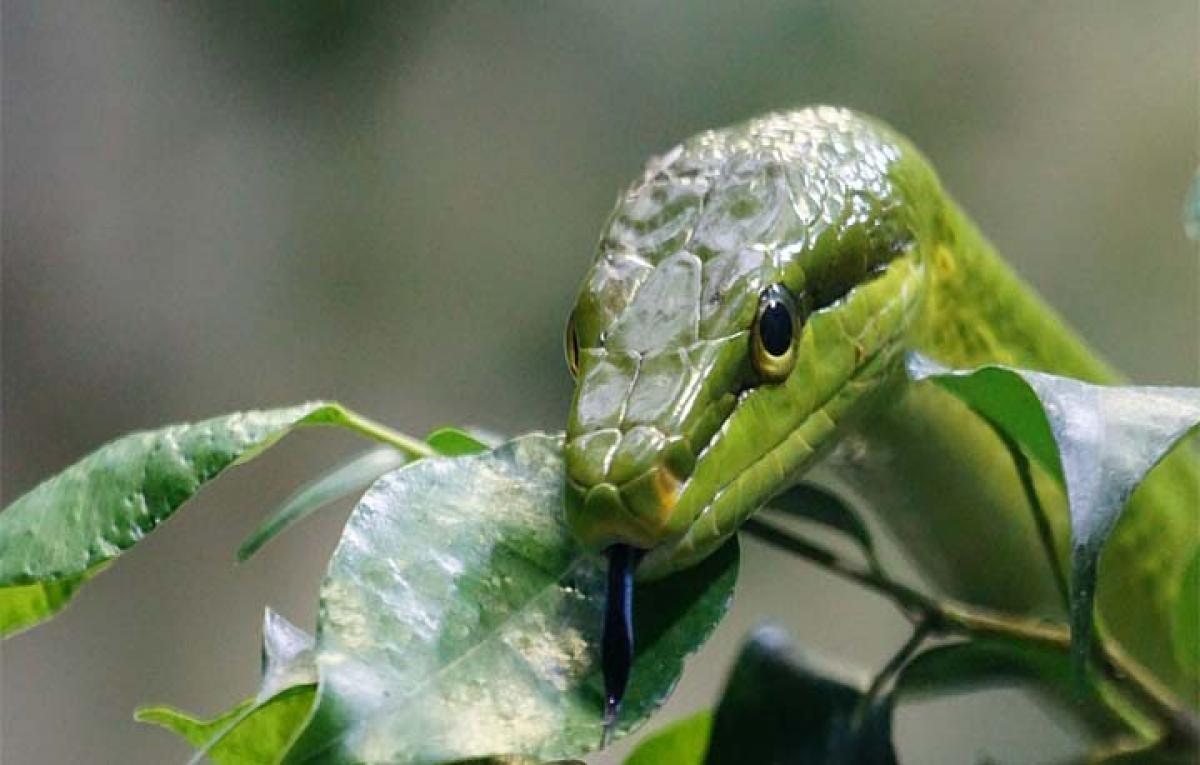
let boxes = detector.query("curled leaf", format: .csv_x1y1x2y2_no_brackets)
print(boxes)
908,355,1200,674
138,685,316,765
137,609,319,764
259,608,318,702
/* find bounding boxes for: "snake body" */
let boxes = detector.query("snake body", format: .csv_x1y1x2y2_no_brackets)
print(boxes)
563,107,1198,706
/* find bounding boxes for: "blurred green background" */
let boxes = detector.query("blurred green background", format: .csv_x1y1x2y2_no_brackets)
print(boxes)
2,2,1196,763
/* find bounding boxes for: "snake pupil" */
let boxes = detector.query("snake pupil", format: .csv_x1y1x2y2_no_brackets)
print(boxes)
759,300,793,356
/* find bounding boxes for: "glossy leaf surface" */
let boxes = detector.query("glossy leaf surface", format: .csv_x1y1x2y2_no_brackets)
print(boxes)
285,434,738,764
908,354,1200,667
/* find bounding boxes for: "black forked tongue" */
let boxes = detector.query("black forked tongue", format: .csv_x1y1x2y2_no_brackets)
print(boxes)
601,543,639,746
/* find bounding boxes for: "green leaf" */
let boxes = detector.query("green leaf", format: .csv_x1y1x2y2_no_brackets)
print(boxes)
623,711,711,765
238,448,409,562
763,483,882,572
907,356,1062,481
0,565,104,637
284,434,739,764
1172,550,1200,678
138,698,256,751
137,608,319,764
895,638,1137,738
138,685,316,765
908,354,1200,668
425,427,491,456
0,402,429,637
704,625,895,765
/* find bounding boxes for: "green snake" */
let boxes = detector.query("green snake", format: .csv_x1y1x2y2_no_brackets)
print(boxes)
560,107,1198,720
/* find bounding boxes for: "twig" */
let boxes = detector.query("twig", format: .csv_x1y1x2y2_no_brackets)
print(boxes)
741,517,1200,750
856,618,934,727
333,407,438,459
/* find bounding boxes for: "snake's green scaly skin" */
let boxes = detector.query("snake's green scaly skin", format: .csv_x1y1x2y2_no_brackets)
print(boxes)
564,107,1198,698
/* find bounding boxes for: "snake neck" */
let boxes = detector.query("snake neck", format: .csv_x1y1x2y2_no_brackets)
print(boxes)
855,194,1199,700
913,196,1117,383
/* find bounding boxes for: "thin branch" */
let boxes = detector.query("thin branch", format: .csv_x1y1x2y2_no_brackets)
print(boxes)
741,517,1200,750
741,518,932,616
861,618,933,711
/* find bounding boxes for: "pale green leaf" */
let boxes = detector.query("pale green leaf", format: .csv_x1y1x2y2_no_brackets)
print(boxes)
425,427,491,456
0,565,104,638
138,686,316,765
623,711,711,765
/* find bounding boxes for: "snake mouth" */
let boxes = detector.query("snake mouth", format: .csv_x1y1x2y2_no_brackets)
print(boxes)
565,456,690,550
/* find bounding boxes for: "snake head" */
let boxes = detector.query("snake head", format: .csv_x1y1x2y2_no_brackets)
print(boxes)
564,107,941,578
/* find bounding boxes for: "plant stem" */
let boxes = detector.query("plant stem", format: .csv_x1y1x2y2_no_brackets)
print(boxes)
991,425,1072,612
861,618,933,711
333,407,438,459
741,517,1200,749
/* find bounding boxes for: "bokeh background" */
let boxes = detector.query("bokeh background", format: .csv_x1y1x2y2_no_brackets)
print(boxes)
2,2,1196,763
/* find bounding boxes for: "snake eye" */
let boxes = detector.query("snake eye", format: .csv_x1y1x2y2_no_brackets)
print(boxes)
751,284,799,382
565,311,581,379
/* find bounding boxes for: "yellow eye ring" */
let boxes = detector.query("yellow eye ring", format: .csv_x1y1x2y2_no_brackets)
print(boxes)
751,284,799,382
565,311,581,379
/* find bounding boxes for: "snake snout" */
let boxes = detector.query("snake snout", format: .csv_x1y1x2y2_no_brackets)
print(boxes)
564,427,696,550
